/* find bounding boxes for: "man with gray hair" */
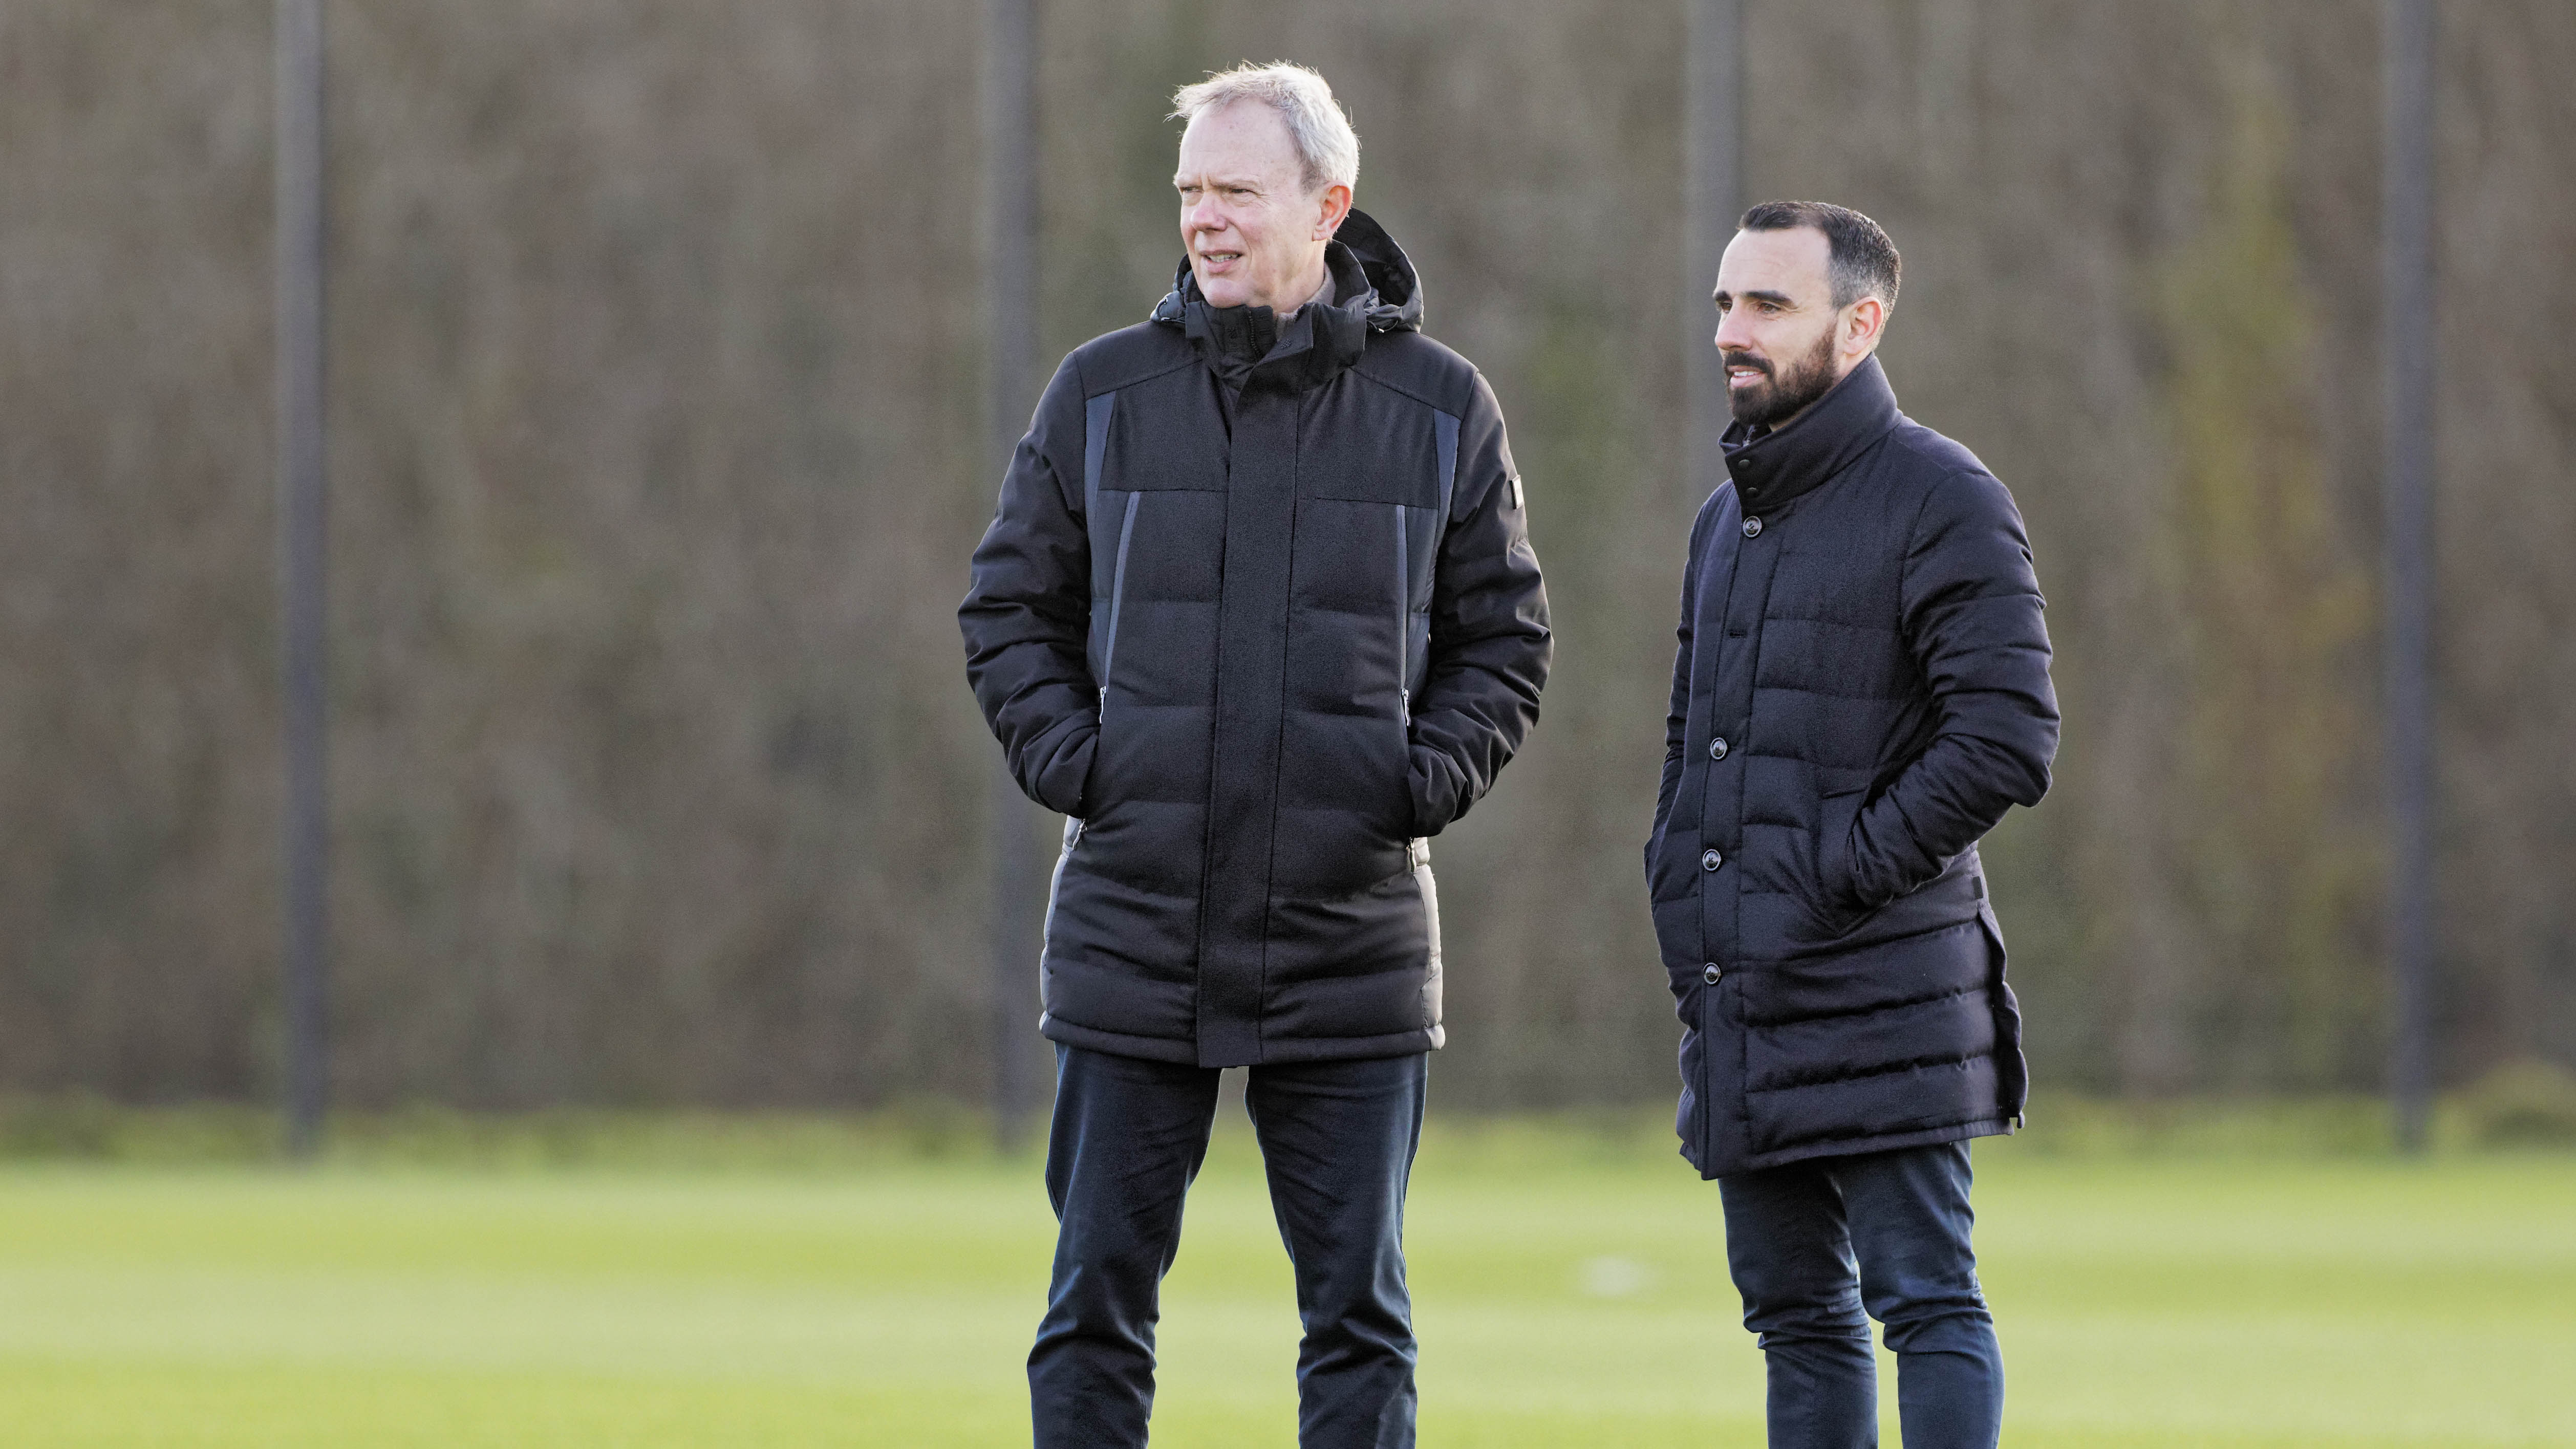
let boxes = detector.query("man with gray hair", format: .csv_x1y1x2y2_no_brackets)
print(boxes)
961,61,1550,1448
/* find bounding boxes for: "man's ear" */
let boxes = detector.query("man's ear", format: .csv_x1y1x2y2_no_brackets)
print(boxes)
1315,182,1354,240
1842,295,1887,359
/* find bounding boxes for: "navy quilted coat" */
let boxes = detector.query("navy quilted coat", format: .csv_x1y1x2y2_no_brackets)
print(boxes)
1650,355,2057,1178
962,211,1551,1068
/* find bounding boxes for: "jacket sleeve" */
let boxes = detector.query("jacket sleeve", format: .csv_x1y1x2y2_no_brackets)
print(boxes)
1410,373,1552,836
1647,494,1716,877
1837,468,2059,909
959,355,1099,817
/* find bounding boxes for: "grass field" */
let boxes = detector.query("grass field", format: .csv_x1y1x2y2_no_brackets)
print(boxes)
0,1113,2570,1447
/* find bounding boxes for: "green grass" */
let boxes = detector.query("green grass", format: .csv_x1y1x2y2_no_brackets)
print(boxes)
0,1120,2569,1446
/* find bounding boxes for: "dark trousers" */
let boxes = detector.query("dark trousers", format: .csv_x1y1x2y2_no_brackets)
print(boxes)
1029,1043,1428,1449
1718,1140,2003,1448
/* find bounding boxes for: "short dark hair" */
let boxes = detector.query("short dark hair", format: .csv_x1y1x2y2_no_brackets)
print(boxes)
1737,200,1900,311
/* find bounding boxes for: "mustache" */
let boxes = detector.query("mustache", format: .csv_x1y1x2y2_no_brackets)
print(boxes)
1719,349,1773,377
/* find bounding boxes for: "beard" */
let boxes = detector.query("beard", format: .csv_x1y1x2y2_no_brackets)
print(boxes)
1723,325,1839,429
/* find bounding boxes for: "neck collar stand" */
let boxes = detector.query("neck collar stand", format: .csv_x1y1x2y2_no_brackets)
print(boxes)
1721,354,1903,512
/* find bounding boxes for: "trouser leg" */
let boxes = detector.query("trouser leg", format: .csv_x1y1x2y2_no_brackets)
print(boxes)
1839,1141,2003,1449
1719,1159,1879,1448
1244,1052,1428,1449
1028,1045,1221,1449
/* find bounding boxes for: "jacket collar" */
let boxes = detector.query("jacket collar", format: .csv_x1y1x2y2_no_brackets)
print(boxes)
1150,207,1423,394
1722,354,1903,513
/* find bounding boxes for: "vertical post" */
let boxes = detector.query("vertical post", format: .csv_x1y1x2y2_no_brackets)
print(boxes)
275,0,329,1160
985,0,1044,1154
1681,0,1743,520
2382,0,2435,1154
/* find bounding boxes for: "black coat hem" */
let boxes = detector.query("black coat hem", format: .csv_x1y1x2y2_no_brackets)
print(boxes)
1039,1015,1198,1065
1254,1027,1441,1065
1689,1114,2015,1181
1039,1013,1440,1069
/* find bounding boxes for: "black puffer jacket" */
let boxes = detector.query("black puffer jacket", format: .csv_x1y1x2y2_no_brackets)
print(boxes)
963,211,1551,1069
1649,356,2057,1178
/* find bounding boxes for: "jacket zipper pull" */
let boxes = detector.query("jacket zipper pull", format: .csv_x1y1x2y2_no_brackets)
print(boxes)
1400,687,1410,724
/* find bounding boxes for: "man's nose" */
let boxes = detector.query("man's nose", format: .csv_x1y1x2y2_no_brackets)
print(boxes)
1712,309,1754,353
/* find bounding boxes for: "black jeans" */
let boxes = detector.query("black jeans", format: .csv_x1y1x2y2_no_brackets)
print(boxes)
1719,1140,2003,1448
1029,1044,1428,1449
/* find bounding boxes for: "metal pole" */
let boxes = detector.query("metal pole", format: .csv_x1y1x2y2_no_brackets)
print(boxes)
2382,0,2435,1154
1682,0,1743,521
985,0,1044,1154
275,0,330,1159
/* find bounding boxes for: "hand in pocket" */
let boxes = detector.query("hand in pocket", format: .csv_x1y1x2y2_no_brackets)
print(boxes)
1800,788,1871,939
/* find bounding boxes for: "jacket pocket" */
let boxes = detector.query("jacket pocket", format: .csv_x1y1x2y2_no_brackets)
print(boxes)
1794,787,1871,940
1028,717,1099,819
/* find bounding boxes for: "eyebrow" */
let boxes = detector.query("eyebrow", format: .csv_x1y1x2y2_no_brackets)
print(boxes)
1714,287,1798,308
1174,174,1264,190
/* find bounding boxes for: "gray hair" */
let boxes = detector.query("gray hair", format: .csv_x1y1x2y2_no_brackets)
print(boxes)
1170,62,1360,196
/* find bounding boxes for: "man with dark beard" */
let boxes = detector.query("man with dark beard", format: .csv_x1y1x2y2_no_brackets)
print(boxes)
1646,201,2058,1447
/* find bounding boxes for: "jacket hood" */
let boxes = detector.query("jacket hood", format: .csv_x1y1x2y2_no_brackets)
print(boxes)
1149,207,1425,338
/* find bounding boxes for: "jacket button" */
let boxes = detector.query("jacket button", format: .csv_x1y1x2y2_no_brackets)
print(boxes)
1708,736,1729,761
1701,849,1722,871
1703,963,1723,985
1742,515,1763,539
